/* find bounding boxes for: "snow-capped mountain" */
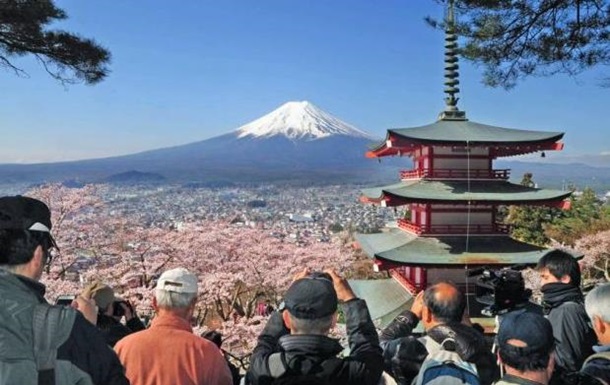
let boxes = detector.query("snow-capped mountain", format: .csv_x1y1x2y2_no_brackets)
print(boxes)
236,101,373,140
0,101,393,185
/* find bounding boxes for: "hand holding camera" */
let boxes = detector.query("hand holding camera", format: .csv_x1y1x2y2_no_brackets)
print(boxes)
323,269,356,303
113,300,136,321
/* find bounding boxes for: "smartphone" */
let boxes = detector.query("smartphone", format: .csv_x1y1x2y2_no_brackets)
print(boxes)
55,294,76,306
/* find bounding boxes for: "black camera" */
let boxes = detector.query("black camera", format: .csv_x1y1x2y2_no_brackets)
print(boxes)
467,265,532,316
308,271,332,282
112,300,128,317
55,294,76,306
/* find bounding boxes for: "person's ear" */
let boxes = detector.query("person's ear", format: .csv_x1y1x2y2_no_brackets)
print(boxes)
152,296,159,311
331,312,338,329
30,245,45,279
593,315,606,334
560,274,571,284
282,310,292,330
547,351,556,379
422,305,433,323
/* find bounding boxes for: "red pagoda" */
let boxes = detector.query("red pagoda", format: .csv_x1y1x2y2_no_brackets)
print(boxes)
353,2,572,318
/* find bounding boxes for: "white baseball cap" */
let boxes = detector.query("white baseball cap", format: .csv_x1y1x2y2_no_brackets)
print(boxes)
156,268,198,294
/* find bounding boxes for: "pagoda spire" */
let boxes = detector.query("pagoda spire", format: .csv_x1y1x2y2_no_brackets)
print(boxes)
439,0,466,121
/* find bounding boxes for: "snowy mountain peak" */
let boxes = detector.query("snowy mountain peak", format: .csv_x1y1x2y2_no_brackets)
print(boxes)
236,101,373,140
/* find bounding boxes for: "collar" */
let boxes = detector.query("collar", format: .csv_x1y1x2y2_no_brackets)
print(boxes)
15,273,47,301
501,374,546,385
541,282,582,313
593,344,610,353
149,312,193,333
278,334,344,358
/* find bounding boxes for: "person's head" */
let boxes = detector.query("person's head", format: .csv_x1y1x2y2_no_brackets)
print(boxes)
497,311,555,379
0,196,58,281
537,249,581,287
282,273,338,335
585,283,610,345
154,267,198,320
82,281,115,314
421,282,465,329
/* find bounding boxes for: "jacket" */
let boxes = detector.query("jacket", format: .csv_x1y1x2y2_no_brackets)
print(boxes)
97,313,146,347
115,312,232,385
247,298,383,385
0,269,129,385
580,344,610,385
379,310,499,385
541,283,596,381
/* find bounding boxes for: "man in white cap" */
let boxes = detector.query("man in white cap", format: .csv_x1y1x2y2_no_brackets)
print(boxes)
115,267,232,385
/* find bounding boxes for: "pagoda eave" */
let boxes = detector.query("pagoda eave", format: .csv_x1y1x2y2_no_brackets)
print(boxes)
355,229,583,268
361,180,572,207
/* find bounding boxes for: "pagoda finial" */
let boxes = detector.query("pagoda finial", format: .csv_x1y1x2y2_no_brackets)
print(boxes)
439,0,466,121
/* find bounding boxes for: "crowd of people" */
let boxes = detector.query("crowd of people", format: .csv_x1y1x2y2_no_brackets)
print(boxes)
1,195,609,385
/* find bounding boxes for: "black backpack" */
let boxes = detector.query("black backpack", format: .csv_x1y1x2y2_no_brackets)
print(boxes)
268,352,334,385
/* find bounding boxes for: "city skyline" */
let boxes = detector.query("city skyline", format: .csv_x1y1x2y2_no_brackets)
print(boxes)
1,1,608,164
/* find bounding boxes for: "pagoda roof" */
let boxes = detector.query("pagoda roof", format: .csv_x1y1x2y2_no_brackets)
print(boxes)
348,278,412,327
355,228,582,266
361,180,571,206
367,119,564,158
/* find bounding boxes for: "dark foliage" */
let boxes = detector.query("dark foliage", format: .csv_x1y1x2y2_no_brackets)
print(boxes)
428,0,610,88
0,0,110,84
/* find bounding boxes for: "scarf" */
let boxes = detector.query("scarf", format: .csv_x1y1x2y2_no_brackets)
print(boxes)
541,282,583,315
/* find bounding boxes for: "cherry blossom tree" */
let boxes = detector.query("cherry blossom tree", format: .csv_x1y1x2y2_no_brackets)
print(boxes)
575,230,610,282
26,183,361,359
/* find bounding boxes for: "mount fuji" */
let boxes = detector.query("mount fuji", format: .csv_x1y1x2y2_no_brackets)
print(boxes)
0,101,396,185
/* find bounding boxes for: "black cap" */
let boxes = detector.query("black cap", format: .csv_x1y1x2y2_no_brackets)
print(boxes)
284,276,338,319
498,311,554,356
0,196,57,249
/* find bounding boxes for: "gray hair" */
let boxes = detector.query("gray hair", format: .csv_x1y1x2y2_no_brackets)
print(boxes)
155,289,197,309
585,283,610,323
287,313,334,335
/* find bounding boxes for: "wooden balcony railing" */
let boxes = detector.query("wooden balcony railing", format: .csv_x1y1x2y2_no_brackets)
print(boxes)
400,168,510,180
398,218,510,235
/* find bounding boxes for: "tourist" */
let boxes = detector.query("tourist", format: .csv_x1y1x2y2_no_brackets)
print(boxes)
537,250,596,384
82,281,146,347
379,282,499,385
246,269,383,385
494,311,556,385
115,267,232,385
581,283,610,384
0,196,129,384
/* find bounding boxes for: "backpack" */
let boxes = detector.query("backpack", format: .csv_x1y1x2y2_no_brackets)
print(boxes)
579,351,610,385
411,336,480,385
0,301,79,385
267,352,333,385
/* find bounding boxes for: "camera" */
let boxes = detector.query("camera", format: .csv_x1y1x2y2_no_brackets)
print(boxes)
112,300,129,317
467,265,532,316
56,294,76,306
308,271,332,282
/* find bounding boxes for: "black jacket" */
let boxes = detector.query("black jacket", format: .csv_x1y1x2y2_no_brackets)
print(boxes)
97,313,146,347
541,283,596,383
247,298,383,385
580,345,610,385
16,274,129,385
379,310,499,385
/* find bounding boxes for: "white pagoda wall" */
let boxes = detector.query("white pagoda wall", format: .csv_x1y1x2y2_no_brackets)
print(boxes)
432,146,490,170
431,212,492,225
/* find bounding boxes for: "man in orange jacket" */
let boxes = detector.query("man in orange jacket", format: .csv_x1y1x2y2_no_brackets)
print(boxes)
115,267,232,385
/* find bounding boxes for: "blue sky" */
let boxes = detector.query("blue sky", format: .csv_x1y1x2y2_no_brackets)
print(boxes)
1,1,608,163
